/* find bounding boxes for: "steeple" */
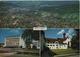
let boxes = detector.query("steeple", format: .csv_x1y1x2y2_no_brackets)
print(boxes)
63,33,66,38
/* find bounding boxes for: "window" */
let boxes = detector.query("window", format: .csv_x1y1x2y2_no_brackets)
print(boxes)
50,45,52,46
48,45,49,46
55,41,58,44
64,45,66,47
56,45,58,46
53,45,55,46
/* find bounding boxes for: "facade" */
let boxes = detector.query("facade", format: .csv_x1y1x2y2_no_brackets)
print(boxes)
32,40,40,49
46,38,70,49
4,36,26,48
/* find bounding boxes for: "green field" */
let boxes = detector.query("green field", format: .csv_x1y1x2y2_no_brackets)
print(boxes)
8,54,39,57
52,48,78,55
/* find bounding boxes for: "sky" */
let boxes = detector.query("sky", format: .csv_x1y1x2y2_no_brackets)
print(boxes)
0,28,24,43
0,28,76,43
44,28,76,38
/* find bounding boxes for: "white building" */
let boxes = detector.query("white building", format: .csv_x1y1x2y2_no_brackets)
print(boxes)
4,36,40,49
4,36,26,48
46,33,71,49
46,38,71,49
32,40,40,49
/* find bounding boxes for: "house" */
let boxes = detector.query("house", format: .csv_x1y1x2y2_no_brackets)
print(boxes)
46,33,71,49
4,36,26,48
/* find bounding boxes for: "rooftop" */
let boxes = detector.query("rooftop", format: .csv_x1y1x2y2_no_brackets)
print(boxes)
46,38,67,44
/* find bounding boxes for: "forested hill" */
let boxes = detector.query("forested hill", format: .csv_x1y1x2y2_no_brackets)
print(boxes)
0,1,79,28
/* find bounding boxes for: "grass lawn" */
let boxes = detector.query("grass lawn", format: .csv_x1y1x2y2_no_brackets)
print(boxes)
52,48,77,55
10,48,39,57
8,54,39,57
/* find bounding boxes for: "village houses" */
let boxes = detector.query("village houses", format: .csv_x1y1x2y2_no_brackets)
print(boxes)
3,31,71,50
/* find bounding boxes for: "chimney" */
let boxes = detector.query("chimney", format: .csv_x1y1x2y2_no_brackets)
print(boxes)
63,33,66,38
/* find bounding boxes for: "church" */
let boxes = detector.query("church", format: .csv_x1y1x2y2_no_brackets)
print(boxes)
46,33,71,49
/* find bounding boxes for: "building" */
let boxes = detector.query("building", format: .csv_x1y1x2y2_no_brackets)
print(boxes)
3,30,45,49
3,29,71,50
0,43,4,48
4,36,26,48
46,33,71,49
32,40,40,49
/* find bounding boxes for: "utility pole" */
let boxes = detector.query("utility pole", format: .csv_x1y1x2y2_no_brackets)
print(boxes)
33,27,47,57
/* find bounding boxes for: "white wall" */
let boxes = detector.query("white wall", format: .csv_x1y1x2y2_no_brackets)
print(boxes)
3,38,6,47
63,38,71,47
63,38,71,44
19,37,26,48
32,40,40,49
46,43,68,49
59,44,68,49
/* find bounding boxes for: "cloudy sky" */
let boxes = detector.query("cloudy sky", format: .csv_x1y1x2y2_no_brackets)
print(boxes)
0,28,76,43
45,28,76,38
0,28,24,43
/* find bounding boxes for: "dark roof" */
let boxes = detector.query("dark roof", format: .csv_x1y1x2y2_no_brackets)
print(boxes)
46,38,67,44
6,35,21,38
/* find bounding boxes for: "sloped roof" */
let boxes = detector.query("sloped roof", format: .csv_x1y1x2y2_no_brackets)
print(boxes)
46,38,67,44
6,35,21,38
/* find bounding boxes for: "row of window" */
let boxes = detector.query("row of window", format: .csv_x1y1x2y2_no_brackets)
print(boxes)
47,44,67,47
47,45,58,46
48,46,67,49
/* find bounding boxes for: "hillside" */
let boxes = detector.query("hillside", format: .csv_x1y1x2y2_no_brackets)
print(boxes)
0,1,79,28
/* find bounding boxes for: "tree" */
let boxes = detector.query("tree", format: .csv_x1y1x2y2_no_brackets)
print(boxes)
22,29,56,57
22,29,33,48
22,29,45,49
71,29,79,50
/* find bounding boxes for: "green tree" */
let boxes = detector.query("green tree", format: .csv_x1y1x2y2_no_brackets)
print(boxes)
22,29,45,49
22,29,33,48
71,29,79,50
